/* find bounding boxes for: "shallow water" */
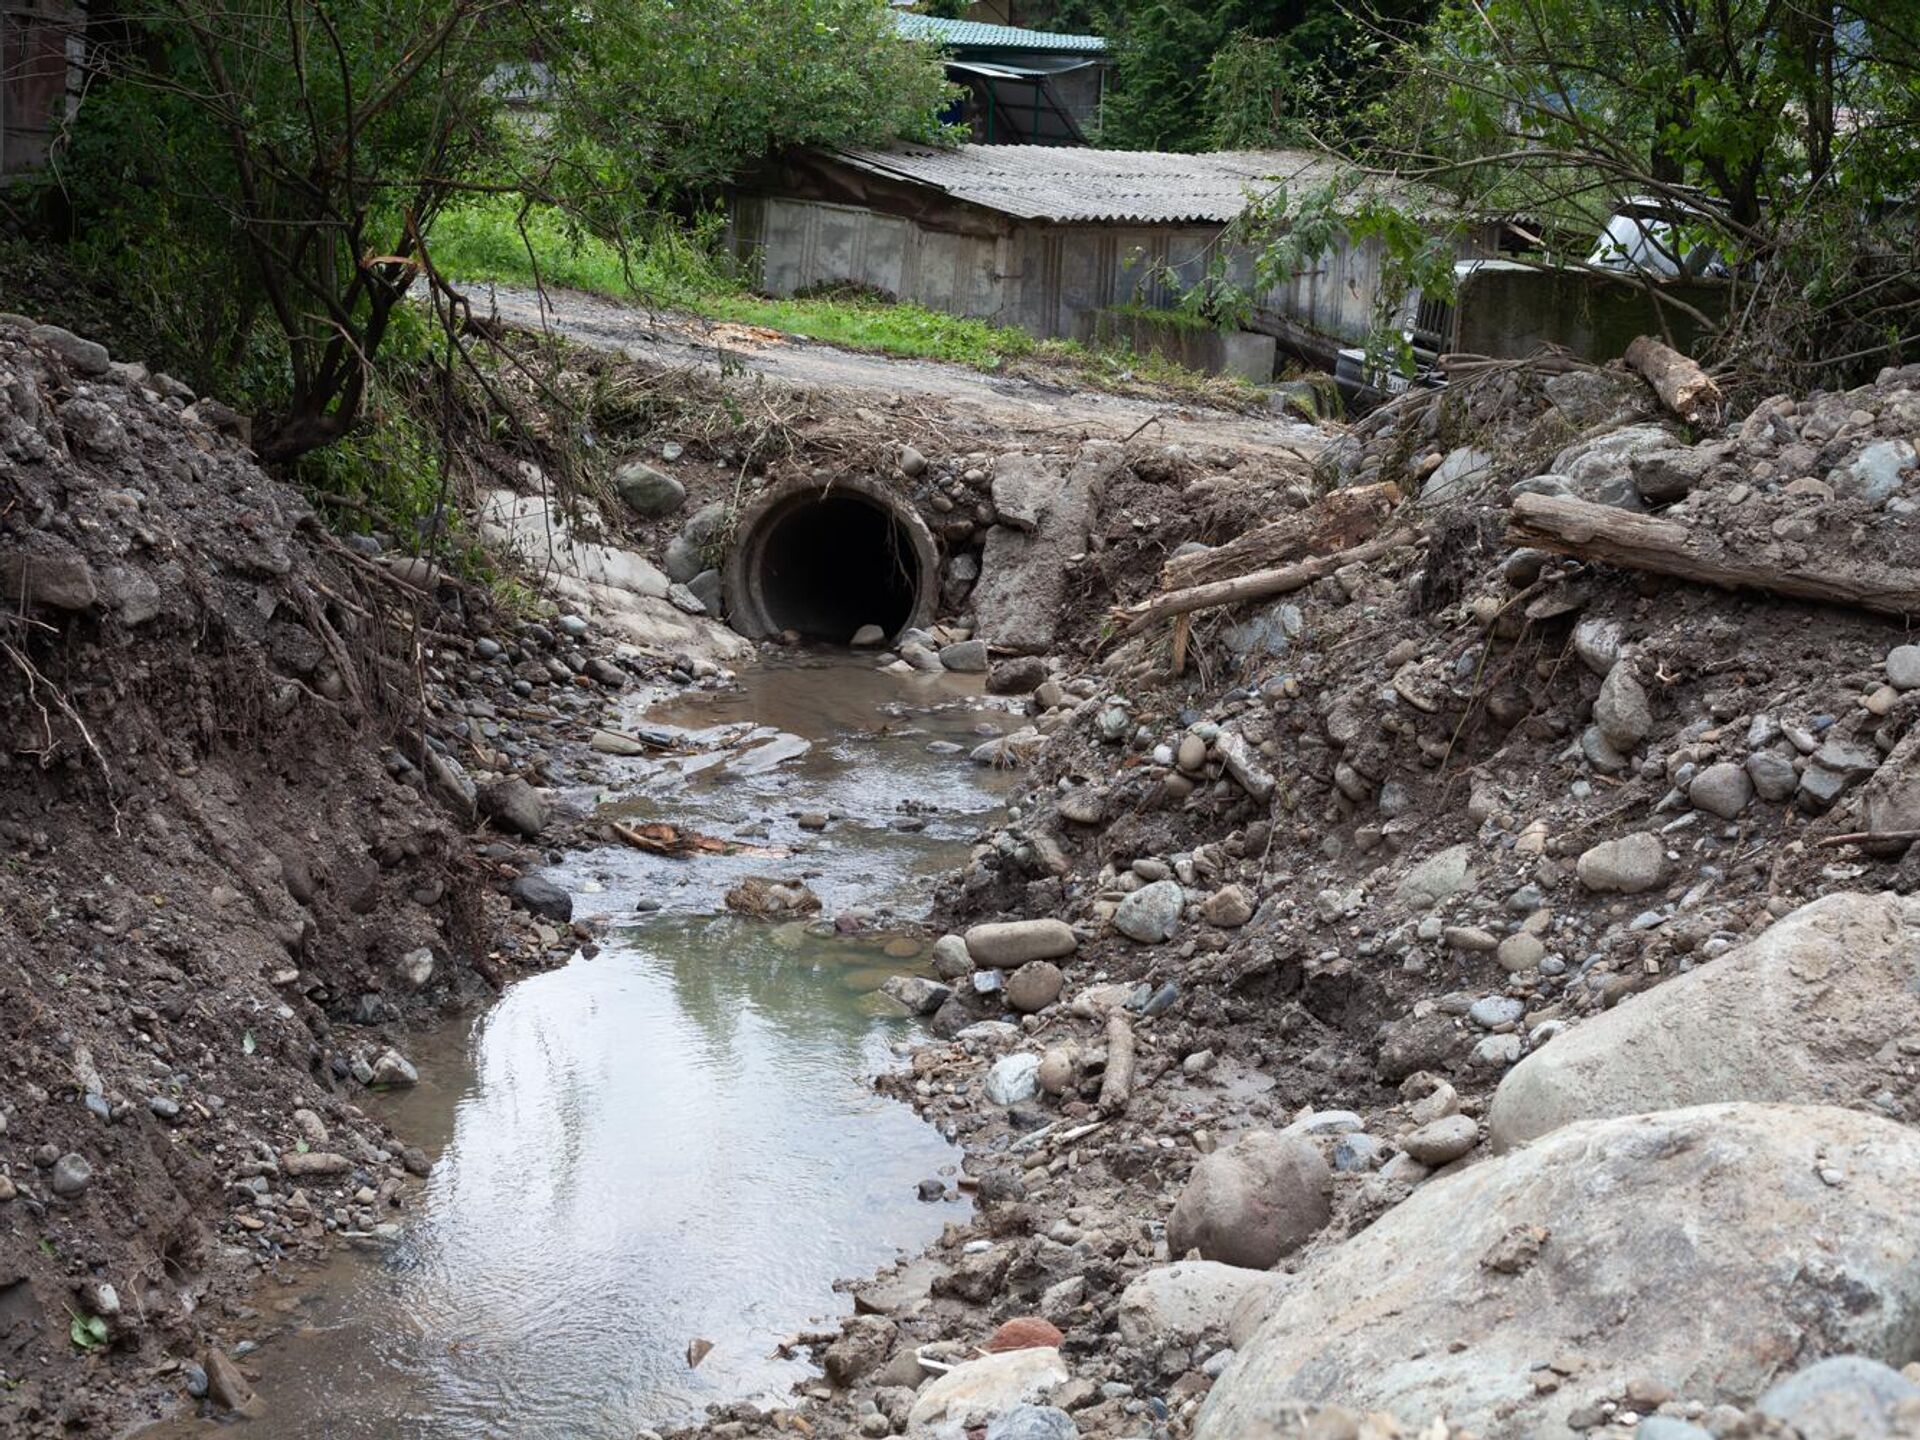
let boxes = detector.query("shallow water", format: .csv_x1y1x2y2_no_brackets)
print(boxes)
161,659,1014,1439
556,660,1018,919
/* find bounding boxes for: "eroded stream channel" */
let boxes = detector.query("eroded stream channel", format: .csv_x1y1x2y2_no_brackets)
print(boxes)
164,660,1016,1439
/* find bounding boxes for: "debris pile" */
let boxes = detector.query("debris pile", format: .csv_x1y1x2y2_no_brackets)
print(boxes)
9,289,1920,1440
705,350,1920,1440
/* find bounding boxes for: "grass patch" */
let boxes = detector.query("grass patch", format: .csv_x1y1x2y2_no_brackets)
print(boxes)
429,200,725,302
709,290,1038,368
1105,300,1224,334
426,199,1261,407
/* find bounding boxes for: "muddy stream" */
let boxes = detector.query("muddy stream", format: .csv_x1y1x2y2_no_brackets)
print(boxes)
161,660,1016,1439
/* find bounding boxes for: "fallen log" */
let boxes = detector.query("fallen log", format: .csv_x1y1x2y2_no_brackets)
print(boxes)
1508,492,1920,619
1115,529,1416,638
1159,481,1401,590
1624,335,1723,426
1098,1013,1136,1115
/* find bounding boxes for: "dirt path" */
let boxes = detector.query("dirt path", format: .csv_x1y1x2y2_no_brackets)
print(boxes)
466,282,1327,463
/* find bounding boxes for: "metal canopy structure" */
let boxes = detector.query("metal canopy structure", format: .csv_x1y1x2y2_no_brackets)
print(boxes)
896,10,1109,146
946,61,1092,146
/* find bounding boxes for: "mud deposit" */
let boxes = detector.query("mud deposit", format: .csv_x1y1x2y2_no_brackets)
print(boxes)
153,661,1015,1439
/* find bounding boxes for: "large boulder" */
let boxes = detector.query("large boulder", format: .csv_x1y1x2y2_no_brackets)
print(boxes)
1166,1131,1331,1270
1488,892,1920,1150
30,323,111,376
1418,446,1495,505
965,920,1076,969
477,488,749,662
1543,422,1679,507
1592,664,1652,750
612,459,686,517
1,540,98,611
1195,1104,1920,1440
477,777,548,838
1116,1262,1286,1351
972,444,1120,653
990,454,1062,533
1575,831,1670,893
509,874,572,922
908,1348,1070,1432
1393,844,1475,909
1631,444,1723,504
1857,730,1920,854
824,1315,898,1386
1757,1356,1920,1440
1114,880,1185,944
1831,439,1917,506
1005,961,1064,1014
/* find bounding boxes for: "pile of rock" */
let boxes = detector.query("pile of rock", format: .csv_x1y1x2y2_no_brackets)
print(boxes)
822,352,1920,1440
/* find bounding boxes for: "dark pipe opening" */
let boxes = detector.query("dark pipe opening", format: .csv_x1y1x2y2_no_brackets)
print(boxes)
756,496,922,641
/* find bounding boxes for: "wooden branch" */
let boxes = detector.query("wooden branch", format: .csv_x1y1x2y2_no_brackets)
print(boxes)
1115,529,1416,638
1098,1013,1135,1116
1624,335,1724,426
1815,830,1920,849
1170,614,1191,675
1160,482,1400,591
1508,492,1920,620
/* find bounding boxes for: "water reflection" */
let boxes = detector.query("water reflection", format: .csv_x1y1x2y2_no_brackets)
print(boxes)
144,660,1005,1440
205,922,962,1440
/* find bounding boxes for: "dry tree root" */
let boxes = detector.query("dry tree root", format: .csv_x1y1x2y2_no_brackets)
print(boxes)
0,629,121,834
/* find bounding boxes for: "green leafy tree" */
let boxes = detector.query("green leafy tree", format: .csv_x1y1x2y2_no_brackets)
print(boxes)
1328,0,1920,382
1205,2,1433,148
1093,1,1230,149
545,0,954,221
47,0,951,461
1090,1,1435,152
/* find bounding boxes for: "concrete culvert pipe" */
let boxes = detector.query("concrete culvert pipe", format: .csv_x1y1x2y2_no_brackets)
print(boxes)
724,477,939,643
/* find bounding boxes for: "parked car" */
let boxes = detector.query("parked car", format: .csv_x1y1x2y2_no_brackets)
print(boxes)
1588,195,1731,279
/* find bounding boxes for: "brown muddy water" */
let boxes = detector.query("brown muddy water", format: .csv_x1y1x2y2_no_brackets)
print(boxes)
157,660,1017,1439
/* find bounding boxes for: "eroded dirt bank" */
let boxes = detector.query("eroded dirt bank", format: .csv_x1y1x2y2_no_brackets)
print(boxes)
0,317,730,1430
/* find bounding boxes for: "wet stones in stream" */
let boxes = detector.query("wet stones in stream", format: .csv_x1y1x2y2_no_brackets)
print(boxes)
510,874,573,922
883,975,953,1016
726,876,824,916
478,777,550,838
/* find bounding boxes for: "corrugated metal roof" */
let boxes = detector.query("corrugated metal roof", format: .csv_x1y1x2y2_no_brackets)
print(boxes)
828,144,1371,225
894,13,1107,54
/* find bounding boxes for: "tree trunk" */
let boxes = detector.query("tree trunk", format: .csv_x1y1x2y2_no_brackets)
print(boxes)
1159,482,1400,590
255,408,359,464
1623,335,1723,426
1115,529,1414,637
1508,493,1920,620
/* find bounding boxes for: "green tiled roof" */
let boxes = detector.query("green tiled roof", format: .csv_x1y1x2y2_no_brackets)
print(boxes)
894,13,1108,54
